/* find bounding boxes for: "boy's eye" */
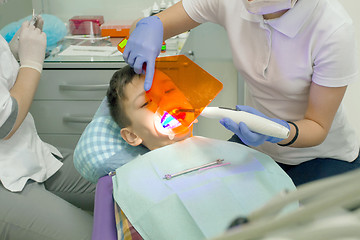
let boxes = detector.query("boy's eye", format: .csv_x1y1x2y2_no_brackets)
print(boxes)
140,99,152,108
164,88,175,94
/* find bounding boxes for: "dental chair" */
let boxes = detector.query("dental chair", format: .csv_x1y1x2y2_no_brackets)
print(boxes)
92,175,143,240
92,175,117,240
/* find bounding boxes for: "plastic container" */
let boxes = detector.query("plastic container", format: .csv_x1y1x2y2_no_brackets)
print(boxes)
69,16,104,35
100,21,131,37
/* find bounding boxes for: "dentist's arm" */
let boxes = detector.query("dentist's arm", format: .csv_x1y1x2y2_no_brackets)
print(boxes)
124,1,200,91
285,83,346,148
5,21,46,140
221,83,346,147
157,1,200,40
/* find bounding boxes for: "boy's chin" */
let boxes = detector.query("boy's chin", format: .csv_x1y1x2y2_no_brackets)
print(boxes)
174,129,193,140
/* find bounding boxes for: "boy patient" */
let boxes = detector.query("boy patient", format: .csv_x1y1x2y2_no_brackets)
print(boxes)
105,66,297,240
106,65,192,150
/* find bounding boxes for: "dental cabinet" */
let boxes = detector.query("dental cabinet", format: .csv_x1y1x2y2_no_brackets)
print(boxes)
29,61,124,149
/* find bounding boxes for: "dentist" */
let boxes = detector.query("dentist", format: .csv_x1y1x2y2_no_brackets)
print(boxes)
123,0,360,186
0,4,95,240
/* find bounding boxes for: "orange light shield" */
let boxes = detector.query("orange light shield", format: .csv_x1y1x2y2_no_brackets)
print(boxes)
146,55,223,135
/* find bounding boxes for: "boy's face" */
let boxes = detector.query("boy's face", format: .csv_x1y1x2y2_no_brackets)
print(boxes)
120,75,192,150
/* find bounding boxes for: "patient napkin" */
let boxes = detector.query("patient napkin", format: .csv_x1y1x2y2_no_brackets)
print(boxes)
112,137,297,240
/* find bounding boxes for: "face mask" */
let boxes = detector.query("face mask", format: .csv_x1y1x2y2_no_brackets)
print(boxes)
242,0,298,15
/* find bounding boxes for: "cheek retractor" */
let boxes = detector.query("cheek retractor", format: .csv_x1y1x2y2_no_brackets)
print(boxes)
154,111,178,140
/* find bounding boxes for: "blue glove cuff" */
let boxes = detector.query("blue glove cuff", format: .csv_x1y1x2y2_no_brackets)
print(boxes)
266,119,290,143
136,15,163,29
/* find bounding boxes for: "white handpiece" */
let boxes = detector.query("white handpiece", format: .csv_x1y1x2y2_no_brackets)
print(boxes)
200,107,290,139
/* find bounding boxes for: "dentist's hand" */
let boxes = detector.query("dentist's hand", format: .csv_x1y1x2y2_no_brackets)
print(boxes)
18,21,47,73
220,105,290,147
123,16,163,91
9,15,44,61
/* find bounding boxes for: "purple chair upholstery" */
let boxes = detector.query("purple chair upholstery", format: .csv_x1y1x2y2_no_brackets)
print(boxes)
92,175,117,240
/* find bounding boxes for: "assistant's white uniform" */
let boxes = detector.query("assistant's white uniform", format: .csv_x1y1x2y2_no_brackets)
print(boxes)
182,0,359,164
0,35,62,192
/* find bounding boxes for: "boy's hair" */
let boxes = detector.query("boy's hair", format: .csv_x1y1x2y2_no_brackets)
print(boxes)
107,65,140,128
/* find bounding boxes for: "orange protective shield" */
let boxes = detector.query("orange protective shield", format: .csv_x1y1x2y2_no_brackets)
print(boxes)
146,55,223,135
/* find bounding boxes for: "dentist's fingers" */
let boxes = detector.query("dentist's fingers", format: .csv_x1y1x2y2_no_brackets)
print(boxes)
220,118,266,146
133,56,146,74
122,46,130,63
220,118,240,134
144,59,156,91
34,15,44,31
238,122,265,144
125,51,136,68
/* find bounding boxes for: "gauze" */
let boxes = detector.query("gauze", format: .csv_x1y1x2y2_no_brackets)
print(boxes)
242,0,298,15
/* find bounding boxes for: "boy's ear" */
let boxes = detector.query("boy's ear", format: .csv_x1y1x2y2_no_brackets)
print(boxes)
120,127,143,147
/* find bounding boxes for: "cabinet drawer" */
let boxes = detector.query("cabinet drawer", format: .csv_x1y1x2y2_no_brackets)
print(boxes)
30,100,102,134
35,69,117,100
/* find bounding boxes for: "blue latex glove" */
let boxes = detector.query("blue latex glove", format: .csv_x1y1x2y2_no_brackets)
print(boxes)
123,16,164,91
220,105,290,147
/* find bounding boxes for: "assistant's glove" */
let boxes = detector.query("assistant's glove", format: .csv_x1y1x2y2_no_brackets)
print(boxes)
9,15,44,61
220,105,290,147
123,16,163,91
18,21,47,73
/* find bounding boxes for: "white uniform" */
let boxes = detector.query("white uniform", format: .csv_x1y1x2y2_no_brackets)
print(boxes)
182,0,359,164
0,35,62,192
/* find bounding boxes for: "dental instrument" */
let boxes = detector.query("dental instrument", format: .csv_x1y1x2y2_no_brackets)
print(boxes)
29,9,38,26
156,107,290,139
163,159,225,180
201,107,290,139
64,35,110,40
212,168,360,240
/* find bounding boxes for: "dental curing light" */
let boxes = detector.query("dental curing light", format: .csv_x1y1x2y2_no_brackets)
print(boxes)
201,107,290,139
155,107,289,139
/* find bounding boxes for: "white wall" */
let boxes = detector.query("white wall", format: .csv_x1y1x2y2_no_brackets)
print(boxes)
0,0,32,29
180,23,238,140
339,0,360,141
32,0,161,23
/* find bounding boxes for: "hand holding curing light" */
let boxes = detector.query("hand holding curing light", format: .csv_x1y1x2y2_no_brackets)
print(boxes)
220,105,290,147
154,106,290,144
